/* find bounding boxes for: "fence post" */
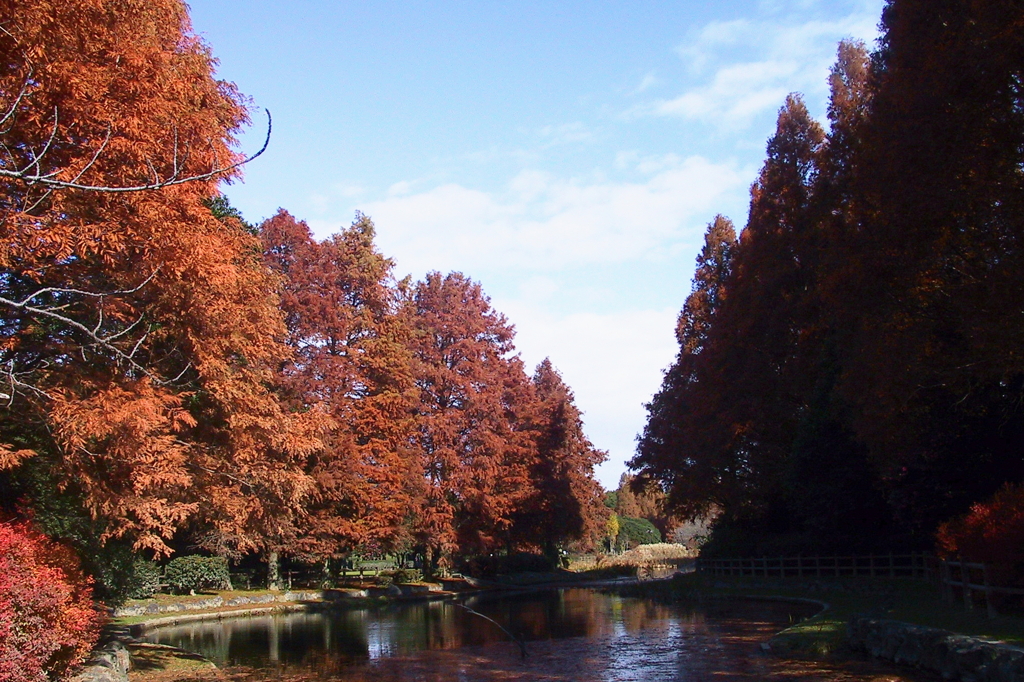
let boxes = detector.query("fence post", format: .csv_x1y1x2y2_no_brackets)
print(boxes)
889,552,895,578
983,564,997,620
961,559,973,610
940,560,952,603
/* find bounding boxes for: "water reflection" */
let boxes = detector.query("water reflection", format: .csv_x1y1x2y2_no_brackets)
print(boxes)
143,589,925,681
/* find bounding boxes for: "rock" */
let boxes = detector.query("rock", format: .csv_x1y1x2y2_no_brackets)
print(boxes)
849,616,1024,682
67,640,130,682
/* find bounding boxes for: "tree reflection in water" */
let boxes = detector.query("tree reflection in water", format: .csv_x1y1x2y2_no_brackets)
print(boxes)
143,589,932,681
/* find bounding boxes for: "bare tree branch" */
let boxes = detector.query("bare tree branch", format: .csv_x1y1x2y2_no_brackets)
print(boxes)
0,109,272,193
0,271,178,396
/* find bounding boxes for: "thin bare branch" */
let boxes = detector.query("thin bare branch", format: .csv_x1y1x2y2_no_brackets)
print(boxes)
0,109,272,193
0,69,32,130
0,293,153,376
23,106,59,175
0,272,163,387
15,270,158,306
67,126,113,184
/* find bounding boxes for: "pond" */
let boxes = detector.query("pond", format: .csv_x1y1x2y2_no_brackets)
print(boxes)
142,587,931,681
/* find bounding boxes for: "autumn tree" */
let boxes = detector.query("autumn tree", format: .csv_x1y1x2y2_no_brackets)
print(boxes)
834,0,1024,538
260,210,416,567
707,95,826,515
406,272,535,570
0,0,323,558
637,8,1024,555
632,216,736,520
636,83,892,554
509,359,607,558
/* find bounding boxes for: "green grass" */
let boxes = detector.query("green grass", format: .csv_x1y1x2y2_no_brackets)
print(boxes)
634,572,1024,658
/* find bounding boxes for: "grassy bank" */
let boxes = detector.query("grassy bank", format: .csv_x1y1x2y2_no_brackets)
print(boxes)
630,572,1024,658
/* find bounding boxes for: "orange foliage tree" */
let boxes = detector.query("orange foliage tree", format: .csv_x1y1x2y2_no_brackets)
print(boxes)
0,0,323,557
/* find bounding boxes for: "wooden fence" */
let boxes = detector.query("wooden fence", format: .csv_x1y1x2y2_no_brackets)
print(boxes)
940,559,1024,619
696,553,935,579
697,553,1024,619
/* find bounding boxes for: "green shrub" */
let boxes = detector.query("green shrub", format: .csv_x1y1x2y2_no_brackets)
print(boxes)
125,558,163,599
165,555,231,594
393,568,422,584
617,516,661,549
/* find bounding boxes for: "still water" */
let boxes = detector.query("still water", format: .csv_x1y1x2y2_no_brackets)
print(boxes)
143,588,928,681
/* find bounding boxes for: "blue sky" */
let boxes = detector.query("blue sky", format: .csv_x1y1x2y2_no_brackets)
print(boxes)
188,0,885,489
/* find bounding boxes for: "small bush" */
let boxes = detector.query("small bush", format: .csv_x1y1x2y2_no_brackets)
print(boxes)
0,521,102,682
165,555,231,594
392,568,422,584
937,483,1024,585
125,558,163,599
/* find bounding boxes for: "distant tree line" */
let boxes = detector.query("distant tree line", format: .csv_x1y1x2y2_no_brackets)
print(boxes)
633,0,1024,564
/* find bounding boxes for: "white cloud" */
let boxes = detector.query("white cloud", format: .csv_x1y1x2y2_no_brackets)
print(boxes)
539,121,595,146
630,72,660,95
309,182,365,213
516,275,560,302
643,3,883,128
358,155,744,278
388,180,415,196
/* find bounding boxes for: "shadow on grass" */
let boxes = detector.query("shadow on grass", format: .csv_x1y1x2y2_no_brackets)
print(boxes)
627,572,1024,659
129,642,217,673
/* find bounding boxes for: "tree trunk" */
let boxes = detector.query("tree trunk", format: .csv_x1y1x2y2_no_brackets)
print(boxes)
267,551,281,590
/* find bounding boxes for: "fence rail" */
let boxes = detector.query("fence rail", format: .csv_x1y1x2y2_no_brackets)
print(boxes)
696,553,935,579
940,559,1024,619
697,553,1024,620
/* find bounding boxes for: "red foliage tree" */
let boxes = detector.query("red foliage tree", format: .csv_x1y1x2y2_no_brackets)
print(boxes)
510,359,607,556
936,484,1024,586
406,272,535,569
261,210,416,560
0,521,102,682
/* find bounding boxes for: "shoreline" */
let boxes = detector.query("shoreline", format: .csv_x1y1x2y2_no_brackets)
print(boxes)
116,574,656,635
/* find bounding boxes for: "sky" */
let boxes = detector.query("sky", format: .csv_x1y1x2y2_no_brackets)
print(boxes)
187,0,885,489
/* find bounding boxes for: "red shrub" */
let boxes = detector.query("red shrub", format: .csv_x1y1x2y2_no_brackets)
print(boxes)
0,521,102,682
936,483,1024,585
